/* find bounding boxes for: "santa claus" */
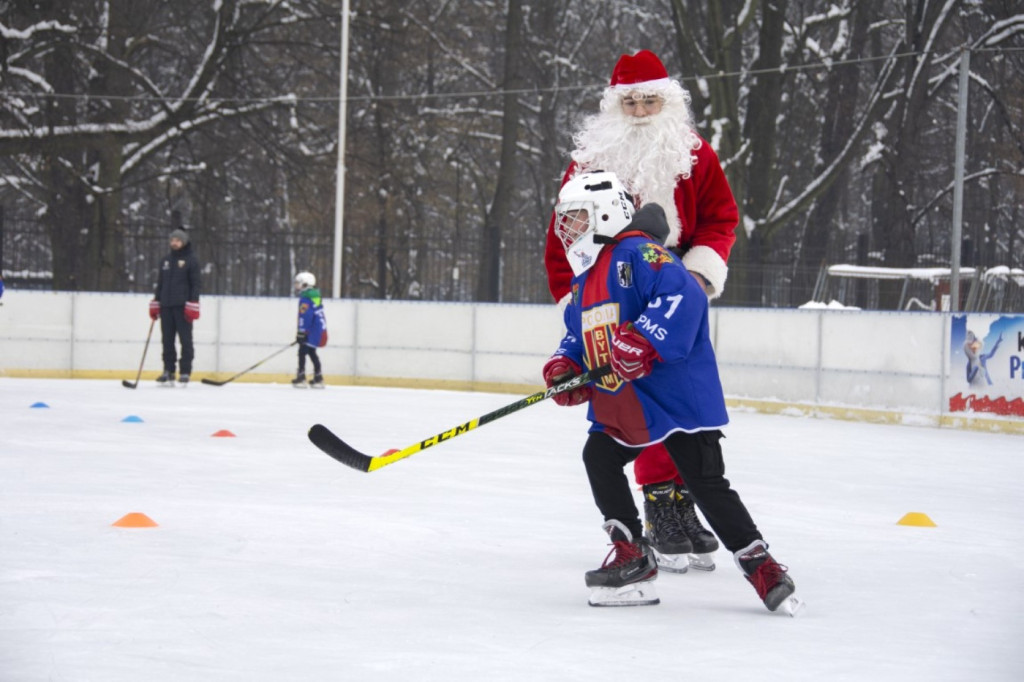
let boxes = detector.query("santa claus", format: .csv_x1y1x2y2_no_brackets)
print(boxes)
544,49,738,572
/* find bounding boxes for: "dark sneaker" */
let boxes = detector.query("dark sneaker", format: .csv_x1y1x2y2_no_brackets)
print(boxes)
309,373,325,389
643,482,693,555
676,486,719,554
291,373,308,388
735,540,796,611
585,520,658,588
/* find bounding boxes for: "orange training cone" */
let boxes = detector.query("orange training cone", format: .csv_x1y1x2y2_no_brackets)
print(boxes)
897,512,936,527
112,512,159,528
211,429,236,437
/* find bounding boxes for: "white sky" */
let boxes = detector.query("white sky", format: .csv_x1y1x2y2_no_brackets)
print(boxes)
2,378,1021,681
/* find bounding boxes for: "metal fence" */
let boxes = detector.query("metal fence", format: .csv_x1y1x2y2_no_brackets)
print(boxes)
3,211,1020,311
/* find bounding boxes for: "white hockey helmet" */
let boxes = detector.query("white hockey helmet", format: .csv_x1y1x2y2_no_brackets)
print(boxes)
554,171,635,276
294,271,316,291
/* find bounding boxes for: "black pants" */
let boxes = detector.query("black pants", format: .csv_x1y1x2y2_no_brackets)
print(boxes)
582,430,762,553
298,345,321,374
160,306,194,375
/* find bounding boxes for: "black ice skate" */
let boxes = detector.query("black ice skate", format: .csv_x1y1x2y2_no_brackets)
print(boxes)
643,482,692,574
677,486,720,571
734,539,803,616
291,372,308,388
156,371,175,387
309,373,325,389
178,374,190,387
586,520,659,607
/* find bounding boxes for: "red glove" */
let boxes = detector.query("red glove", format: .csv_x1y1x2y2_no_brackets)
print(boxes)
610,322,660,381
184,300,200,322
149,300,160,320
542,356,592,407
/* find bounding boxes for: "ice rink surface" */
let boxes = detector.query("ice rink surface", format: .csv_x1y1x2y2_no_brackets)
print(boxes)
2,378,1021,681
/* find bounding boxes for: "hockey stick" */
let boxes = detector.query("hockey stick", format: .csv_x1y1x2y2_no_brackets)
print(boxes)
201,341,298,386
308,365,613,472
121,318,157,389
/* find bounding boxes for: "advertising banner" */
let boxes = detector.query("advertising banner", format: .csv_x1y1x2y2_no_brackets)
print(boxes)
949,314,1024,417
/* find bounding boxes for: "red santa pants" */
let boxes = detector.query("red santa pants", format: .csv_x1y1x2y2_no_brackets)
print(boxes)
633,442,684,486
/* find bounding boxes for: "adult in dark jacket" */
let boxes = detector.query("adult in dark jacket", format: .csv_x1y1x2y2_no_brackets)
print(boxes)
150,228,201,385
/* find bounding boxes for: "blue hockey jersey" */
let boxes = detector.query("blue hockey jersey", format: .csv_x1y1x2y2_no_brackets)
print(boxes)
298,288,328,347
554,227,729,447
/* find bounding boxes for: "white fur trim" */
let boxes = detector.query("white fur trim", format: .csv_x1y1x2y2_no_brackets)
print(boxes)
557,291,572,314
612,78,672,91
681,245,728,299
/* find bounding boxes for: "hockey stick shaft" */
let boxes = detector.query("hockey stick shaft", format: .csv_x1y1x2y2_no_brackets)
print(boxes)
201,341,298,386
308,365,613,472
122,318,157,389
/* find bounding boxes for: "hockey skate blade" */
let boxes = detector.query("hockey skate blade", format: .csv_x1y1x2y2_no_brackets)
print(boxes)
652,549,688,574
688,553,716,571
588,580,660,607
777,594,806,617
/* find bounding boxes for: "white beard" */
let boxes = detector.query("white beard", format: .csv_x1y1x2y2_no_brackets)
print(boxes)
571,101,701,247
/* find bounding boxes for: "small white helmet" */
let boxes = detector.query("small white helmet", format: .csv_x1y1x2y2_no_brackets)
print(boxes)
294,271,316,291
554,171,635,276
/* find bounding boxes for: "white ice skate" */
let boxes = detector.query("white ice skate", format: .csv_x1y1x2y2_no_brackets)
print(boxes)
651,547,688,573
688,552,716,571
776,593,806,617
588,578,660,607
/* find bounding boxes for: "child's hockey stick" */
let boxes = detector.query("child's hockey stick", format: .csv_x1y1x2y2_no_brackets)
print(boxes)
201,341,298,386
308,365,613,472
121,318,157,389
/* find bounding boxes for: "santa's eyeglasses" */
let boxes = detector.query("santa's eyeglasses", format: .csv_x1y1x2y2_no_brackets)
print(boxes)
620,95,664,112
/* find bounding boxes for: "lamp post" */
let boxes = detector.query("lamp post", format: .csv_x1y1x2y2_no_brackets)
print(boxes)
949,48,969,313
332,0,350,299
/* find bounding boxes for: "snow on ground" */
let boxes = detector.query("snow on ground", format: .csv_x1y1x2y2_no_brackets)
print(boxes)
1,378,1021,681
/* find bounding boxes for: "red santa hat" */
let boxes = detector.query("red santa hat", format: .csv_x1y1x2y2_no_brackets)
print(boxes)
609,50,671,91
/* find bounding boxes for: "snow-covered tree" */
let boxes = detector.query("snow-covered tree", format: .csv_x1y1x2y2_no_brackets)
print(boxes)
0,0,336,291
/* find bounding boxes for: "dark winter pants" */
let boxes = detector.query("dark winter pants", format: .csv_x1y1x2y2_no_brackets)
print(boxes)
160,306,194,375
582,430,762,553
298,345,321,375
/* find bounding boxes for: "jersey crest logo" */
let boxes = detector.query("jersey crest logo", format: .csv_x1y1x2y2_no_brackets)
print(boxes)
177,259,186,268
580,303,623,392
639,243,673,270
617,262,633,288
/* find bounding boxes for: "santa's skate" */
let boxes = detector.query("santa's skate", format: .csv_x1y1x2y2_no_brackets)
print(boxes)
645,482,721,573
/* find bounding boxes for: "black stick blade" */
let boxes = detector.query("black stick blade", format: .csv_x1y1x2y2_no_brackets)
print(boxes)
308,424,373,472
121,380,139,389
200,378,227,386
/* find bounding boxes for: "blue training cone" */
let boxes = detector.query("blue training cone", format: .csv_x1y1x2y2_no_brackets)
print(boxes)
30,402,49,408
122,415,144,423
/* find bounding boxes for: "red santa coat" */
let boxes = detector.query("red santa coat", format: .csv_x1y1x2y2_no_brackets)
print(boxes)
544,135,739,486
544,136,738,303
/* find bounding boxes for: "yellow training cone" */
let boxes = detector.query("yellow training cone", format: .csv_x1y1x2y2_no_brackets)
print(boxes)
112,512,159,528
897,512,936,527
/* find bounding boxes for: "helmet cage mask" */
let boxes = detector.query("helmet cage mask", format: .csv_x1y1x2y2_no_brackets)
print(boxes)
554,172,634,276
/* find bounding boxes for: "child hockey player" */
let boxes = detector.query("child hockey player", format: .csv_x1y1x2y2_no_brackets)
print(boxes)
292,271,328,388
542,171,800,613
